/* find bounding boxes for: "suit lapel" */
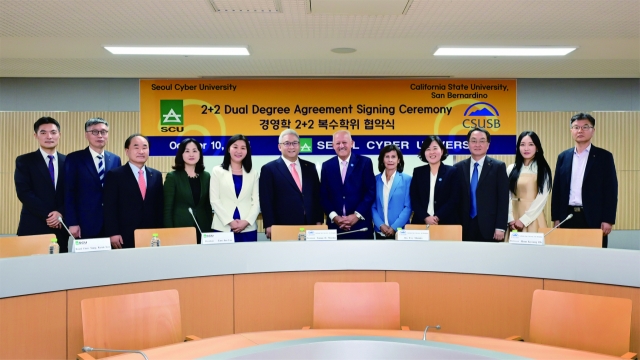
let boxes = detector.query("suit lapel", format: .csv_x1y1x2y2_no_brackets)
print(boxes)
477,157,491,187
345,155,356,183
388,172,401,200
177,170,196,206
276,158,300,192
299,159,314,192
34,150,56,191
236,168,248,200
563,150,573,188
144,167,157,203
434,165,447,194
583,146,597,180
461,158,471,190
82,148,101,183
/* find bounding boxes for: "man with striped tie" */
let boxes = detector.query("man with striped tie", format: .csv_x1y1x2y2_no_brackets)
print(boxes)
64,118,121,239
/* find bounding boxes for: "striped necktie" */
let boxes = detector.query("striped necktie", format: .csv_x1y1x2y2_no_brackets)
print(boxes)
97,155,105,186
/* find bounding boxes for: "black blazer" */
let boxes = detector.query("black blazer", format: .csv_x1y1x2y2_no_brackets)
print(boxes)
454,157,509,240
551,145,618,227
410,164,460,225
103,163,164,248
163,170,212,233
259,157,324,229
15,150,68,250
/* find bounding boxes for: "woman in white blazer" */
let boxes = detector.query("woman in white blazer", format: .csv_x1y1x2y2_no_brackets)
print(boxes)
210,134,260,242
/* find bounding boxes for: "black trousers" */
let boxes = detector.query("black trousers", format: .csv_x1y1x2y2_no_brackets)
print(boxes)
462,216,499,242
560,206,608,248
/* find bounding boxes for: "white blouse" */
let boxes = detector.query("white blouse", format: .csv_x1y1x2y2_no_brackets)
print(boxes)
506,161,550,226
427,172,437,216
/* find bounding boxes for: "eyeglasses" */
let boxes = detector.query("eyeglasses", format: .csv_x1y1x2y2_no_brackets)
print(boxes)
280,141,299,147
86,130,109,136
571,125,594,131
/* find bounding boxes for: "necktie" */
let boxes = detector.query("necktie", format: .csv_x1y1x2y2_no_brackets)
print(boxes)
47,155,55,188
97,155,105,186
470,162,479,218
341,161,347,216
138,169,146,200
290,163,302,191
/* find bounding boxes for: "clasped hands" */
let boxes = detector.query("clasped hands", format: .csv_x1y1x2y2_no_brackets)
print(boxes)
229,219,250,233
333,214,359,231
508,220,525,232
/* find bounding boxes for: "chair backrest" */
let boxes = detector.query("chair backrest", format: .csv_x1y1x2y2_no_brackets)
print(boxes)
0,234,57,258
270,225,328,241
313,282,401,330
538,228,602,247
529,289,632,356
403,224,462,241
134,227,197,248
81,290,183,359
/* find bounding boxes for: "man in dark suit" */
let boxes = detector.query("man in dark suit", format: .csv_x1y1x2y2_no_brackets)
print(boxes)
15,117,68,252
259,129,324,239
454,128,509,242
64,117,121,239
320,130,375,239
551,113,618,248
103,134,163,248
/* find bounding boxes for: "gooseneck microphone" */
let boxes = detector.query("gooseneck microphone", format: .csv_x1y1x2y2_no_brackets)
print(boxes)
423,325,441,341
58,216,76,251
336,227,368,236
188,208,204,235
82,346,149,360
544,214,574,237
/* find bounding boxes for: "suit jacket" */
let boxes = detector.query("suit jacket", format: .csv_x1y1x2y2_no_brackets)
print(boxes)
15,150,68,251
164,170,213,234
320,154,376,239
454,157,509,241
64,147,121,238
103,163,164,248
372,171,412,232
210,166,260,232
551,145,618,227
259,157,323,229
410,164,460,225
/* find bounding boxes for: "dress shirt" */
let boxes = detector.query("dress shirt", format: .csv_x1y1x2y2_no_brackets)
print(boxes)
128,162,147,185
506,161,550,226
469,156,485,181
381,170,396,227
88,147,105,173
39,148,58,188
328,155,364,221
281,156,303,188
427,171,437,215
569,144,591,206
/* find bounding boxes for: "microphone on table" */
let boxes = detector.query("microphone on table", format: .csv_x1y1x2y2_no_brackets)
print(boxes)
58,216,76,252
544,214,573,237
82,346,149,360
423,325,441,341
188,208,204,235
336,227,368,236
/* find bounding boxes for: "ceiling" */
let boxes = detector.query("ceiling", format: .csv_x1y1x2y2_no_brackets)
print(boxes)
0,0,638,78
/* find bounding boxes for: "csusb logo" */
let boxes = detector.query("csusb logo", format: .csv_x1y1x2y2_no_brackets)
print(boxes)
160,100,184,132
462,102,501,129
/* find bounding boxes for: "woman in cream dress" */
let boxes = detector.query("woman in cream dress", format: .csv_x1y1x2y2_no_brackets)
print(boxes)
507,131,553,233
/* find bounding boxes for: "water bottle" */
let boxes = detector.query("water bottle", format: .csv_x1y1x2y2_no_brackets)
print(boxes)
49,238,59,254
395,227,402,240
298,228,306,241
151,233,161,247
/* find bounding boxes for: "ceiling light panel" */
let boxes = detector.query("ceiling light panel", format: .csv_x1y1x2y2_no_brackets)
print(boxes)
434,47,577,56
209,0,282,13
104,47,250,55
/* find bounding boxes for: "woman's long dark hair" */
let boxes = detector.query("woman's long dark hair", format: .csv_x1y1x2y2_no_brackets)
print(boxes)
173,138,205,173
508,131,552,195
221,134,253,172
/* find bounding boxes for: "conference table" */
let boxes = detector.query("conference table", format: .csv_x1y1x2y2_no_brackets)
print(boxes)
0,241,638,359
95,329,620,359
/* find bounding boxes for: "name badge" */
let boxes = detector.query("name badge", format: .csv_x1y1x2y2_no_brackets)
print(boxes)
509,232,545,246
201,232,234,245
72,238,111,253
306,230,337,241
397,230,430,241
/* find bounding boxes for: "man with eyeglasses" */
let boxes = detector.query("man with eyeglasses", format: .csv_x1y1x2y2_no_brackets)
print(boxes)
551,113,618,248
454,128,509,242
259,129,324,239
64,117,121,239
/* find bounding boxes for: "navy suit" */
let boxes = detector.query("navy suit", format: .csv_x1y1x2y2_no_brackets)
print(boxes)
410,164,460,225
64,147,121,238
454,157,509,242
103,164,164,248
259,157,324,229
15,150,68,252
320,154,375,239
551,145,617,247
372,172,412,233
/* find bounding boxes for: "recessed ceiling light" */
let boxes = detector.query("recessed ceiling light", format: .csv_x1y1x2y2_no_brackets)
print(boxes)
104,47,250,55
331,48,357,54
433,47,576,56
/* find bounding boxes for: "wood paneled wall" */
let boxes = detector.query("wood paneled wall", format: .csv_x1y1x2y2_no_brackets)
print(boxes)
1,111,638,233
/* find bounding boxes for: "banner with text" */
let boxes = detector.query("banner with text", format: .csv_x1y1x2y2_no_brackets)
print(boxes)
140,79,517,156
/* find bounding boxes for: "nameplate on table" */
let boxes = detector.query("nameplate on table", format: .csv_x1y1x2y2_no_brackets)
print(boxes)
306,230,337,241
397,230,430,241
509,232,545,246
72,238,111,253
201,232,234,245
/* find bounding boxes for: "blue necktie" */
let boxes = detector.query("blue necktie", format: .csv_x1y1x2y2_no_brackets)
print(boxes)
97,155,105,186
470,162,479,218
47,155,55,188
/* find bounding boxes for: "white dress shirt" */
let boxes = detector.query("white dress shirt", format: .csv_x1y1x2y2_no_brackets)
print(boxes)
329,155,358,221
470,156,485,181
39,148,58,188
128,162,147,185
569,144,591,206
381,170,396,227
427,171,437,216
88,147,105,173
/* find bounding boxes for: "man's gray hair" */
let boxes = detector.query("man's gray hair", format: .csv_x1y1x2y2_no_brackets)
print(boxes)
85,117,109,131
279,129,300,143
333,129,352,140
